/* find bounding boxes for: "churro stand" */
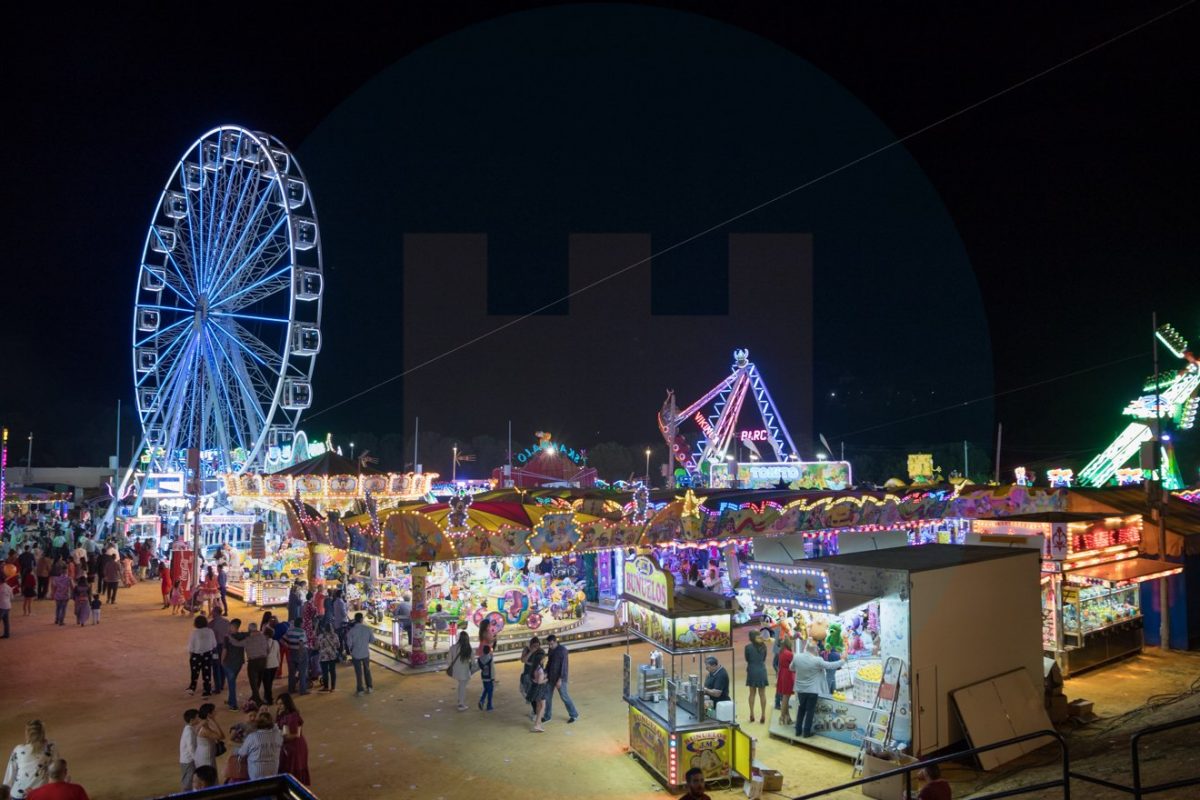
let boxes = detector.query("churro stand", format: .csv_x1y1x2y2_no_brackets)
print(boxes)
621,553,752,790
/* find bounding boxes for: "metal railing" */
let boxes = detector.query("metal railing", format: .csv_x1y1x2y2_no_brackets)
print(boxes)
1071,714,1200,799
153,775,317,800
791,729,1070,800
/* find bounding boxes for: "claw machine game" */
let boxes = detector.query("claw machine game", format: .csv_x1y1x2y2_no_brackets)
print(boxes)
621,553,753,791
972,512,1182,676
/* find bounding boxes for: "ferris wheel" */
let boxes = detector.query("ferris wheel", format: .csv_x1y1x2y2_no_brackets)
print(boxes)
132,125,323,476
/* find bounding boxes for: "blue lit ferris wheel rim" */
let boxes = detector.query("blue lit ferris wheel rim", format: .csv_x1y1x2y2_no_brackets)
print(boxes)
131,125,323,475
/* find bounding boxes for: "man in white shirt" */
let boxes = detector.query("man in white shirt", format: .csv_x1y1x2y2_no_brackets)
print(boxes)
792,642,845,738
179,709,199,792
0,580,13,638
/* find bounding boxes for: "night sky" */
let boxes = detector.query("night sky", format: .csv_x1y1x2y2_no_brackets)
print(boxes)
3,3,1196,482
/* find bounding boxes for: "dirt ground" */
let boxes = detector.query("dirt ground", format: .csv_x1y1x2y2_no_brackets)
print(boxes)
1,581,1196,799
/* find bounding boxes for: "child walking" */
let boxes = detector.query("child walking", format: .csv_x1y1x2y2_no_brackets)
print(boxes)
170,580,184,615
90,593,102,624
478,645,495,711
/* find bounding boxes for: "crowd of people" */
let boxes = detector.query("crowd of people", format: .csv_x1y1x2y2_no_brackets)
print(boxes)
1,515,159,637
177,693,310,792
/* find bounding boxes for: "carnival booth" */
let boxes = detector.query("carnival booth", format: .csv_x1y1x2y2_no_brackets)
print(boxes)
971,512,1183,676
622,553,753,791
752,544,1044,760
116,514,161,543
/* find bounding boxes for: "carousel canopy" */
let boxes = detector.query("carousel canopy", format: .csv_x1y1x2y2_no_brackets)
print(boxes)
273,451,381,476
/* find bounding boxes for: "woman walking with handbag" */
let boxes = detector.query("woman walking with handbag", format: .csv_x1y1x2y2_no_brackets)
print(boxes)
446,631,475,710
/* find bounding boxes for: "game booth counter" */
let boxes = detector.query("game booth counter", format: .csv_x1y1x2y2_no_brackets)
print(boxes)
750,544,1046,765
970,512,1184,676
621,553,755,791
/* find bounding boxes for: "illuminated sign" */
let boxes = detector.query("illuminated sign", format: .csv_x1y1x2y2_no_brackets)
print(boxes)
736,461,851,490
623,554,673,612
143,472,185,498
628,706,670,780
693,412,715,439
1047,469,1074,488
680,729,732,780
739,429,769,442
514,436,585,466
673,615,732,651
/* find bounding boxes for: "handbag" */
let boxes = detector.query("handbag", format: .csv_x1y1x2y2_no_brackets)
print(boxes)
215,740,227,757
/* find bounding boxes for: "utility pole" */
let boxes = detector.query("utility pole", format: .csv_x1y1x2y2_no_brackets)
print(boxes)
1152,312,1170,651
963,440,969,481
26,432,33,486
452,444,458,482
644,447,651,486
993,424,1002,484
505,420,513,488
413,416,420,473
115,399,121,478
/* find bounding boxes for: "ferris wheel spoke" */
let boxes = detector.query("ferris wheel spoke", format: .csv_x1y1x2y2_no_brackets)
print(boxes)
200,336,237,461
205,161,259,295
206,327,269,424
210,310,290,325
134,316,191,349
219,241,291,309
204,137,245,284
200,130,229,286
212,320,283,375
214,267,291,311
207,212,288,303
150,232,199,307
210,184,284,297
134,325,192,388
177,167,204,286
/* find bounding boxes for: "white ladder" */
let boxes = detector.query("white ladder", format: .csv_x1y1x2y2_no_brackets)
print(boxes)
851,656,908,779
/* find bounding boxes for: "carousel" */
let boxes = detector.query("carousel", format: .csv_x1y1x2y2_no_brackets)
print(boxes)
219,450,435,605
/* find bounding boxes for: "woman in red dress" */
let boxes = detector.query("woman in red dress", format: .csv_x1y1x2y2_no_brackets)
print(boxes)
275,693,310,785
159,563,172,608
776,637,795,727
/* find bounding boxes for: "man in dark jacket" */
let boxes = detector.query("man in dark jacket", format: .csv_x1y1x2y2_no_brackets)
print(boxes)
18,546,36,578
287,581,305,624
543,634,579,723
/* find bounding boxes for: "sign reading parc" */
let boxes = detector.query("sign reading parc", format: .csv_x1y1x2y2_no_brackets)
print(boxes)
623,554,674,612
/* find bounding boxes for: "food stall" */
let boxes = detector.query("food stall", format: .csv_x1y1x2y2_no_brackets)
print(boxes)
621,553,752,790
751,544,1044,758
971,512,1183,676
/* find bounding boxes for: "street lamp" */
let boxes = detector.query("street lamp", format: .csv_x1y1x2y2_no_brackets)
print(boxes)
350,441,356,461
644,448,651,485
26,432,33,486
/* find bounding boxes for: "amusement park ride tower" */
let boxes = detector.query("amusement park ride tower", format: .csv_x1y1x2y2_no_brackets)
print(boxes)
1079,323,1198,490
658,348,800,486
